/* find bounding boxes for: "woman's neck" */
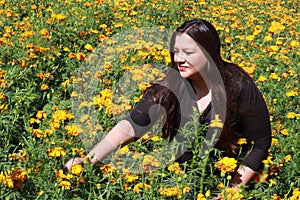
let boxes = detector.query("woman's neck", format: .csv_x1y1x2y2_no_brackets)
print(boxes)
190,77,211,100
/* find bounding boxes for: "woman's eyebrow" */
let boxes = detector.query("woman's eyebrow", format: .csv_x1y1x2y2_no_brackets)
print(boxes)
173,47,196,51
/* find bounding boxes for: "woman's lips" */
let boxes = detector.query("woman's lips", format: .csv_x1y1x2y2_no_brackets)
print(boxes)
178,65,188,71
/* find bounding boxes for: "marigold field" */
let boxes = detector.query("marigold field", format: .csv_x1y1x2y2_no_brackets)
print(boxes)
0,0,299,199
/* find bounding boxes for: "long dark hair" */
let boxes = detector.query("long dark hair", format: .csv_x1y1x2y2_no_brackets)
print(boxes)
144,19,253,156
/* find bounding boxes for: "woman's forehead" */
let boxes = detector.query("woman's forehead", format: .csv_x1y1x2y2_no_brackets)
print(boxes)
174,33,199,49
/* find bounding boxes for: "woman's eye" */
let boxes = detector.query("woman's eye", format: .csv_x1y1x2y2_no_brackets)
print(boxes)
185,52,194,55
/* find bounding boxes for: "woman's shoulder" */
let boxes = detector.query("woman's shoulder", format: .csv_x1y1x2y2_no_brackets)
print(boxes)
142,83,176,103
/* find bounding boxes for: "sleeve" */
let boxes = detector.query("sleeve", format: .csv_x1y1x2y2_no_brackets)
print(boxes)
122,84,169,138
238,79,272,172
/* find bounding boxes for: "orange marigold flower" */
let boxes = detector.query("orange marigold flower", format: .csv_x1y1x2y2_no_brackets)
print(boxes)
210,114,223,128
289,188,300,200
280,129,289,136
65,124,83,137
0,170,14,188
76,52,86,61
286,90,298,97
84,44,93,51
287,112,300,119
284,155,292,163
39,29,49,36
257,75,267,82
221,187,243,200
41,83,49,91
48,147,66,158
123,173,139,183
195,193,206,200
59,180,71,190
271,138,279,146
214,157,237,174
54,13,67,21
237,138,247,145
133,182,151,194
36,110,47,119
268,21,285,34
32,129,44,138
0,169,28,189
70,164,83,175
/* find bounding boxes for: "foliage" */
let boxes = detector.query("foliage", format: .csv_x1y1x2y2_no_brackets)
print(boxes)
0,0,299,199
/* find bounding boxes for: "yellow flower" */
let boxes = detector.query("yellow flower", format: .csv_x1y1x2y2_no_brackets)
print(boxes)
48,147,66,158
159,185,182,197
138,82,151,91
84,44,93,51
53,13,67,21
210,114,223,128
0,169,28,189
237,138,247,145
118,146,130,155
39,29,49,36
268,21,285,34
286,90,298,97
264,35,273,42
151,135,161,142
195,193,206,200
70,164,83,175
224,37,233,43
221,187,243,200
271,138,278,146
0,170,14,188
217,182,225,188
65,124,83,137
269,73,280,81
167,162,184,174
32,129,44,138
280,129,289,136
214,157,237,174
100,164,116,175
41,83,49,91
59,181,71,190
257,75,267,82
142,155,161,170
290,40,299,48
100,24,107,29
123,173,139,183
36,111,47,119
133,182,151,194
287,112,300,119
269,179,277,186
205,190,211,197
289,188,300,200
183,186,190,194
269,45,279,52
76,52,86,61
246,35,255,41
284,155,292,163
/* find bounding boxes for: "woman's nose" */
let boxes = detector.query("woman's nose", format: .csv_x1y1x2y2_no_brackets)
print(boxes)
174,53,185,63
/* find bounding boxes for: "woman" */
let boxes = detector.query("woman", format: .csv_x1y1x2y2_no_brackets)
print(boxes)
65,19,271,190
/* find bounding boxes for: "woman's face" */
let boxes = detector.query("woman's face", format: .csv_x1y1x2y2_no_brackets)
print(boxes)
173,33,208,80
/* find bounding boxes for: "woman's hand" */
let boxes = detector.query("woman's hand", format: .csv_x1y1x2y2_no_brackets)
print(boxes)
63,157,85,172
213,194,222,200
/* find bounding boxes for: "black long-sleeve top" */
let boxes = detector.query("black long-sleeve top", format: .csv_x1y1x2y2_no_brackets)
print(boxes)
123,76,272,172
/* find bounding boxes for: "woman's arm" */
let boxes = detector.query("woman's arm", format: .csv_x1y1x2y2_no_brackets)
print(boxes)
230,166,256,188
88,120,135,164
64,120,135,169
